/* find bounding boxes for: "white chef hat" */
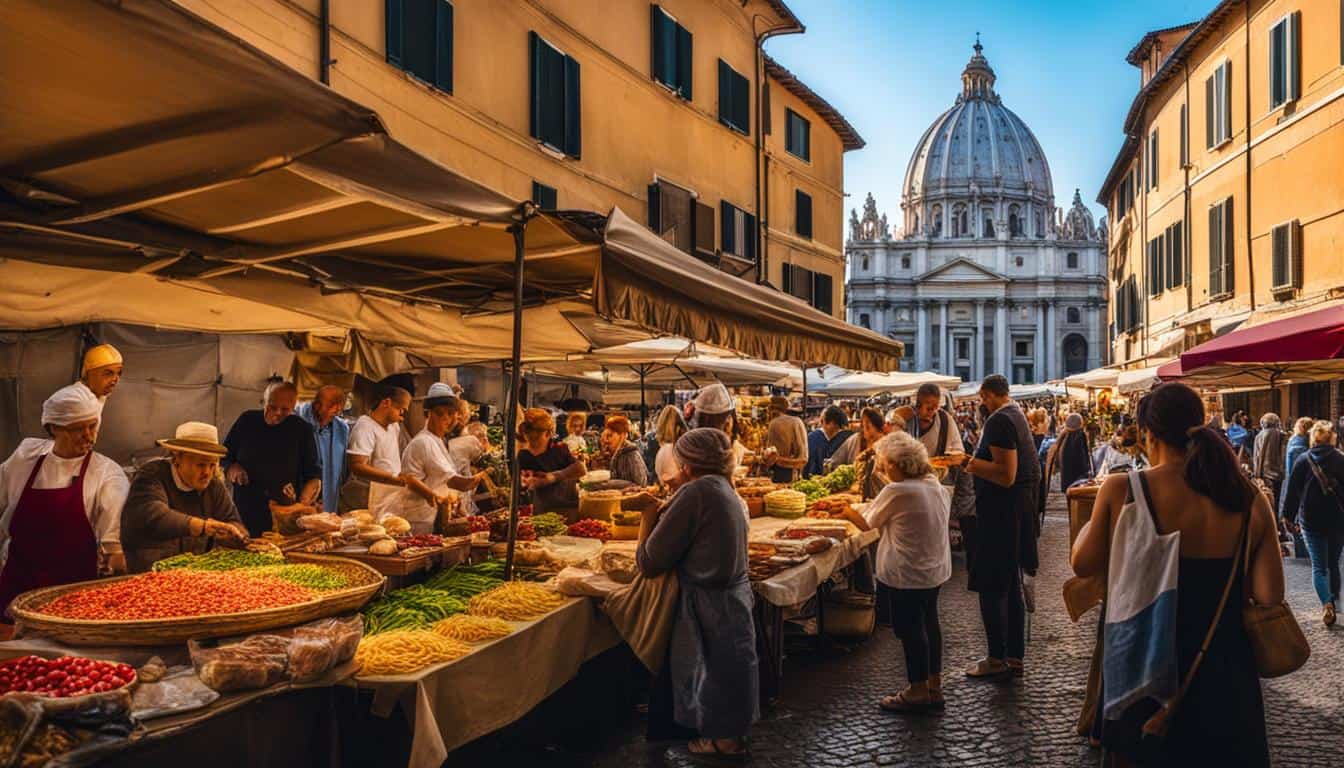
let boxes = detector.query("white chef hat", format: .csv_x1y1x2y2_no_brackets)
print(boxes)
42,383,103,427
691,383,735,415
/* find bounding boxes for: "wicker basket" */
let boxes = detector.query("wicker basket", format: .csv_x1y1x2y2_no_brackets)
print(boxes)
9,554,385,647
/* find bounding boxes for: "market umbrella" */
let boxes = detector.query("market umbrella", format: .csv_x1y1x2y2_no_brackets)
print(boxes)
1164,304,1344,388
814,370,961,398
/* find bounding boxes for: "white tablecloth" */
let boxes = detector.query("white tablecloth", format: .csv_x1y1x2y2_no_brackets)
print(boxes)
745,517,880,607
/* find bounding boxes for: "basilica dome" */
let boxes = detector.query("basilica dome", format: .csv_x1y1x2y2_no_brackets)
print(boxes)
900,41,1054,238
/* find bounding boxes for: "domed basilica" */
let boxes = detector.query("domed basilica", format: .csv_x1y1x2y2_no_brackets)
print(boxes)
846,41,1108,383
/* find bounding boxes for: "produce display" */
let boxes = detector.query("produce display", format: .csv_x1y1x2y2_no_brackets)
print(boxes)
763,489,807,518
38,571,317,620
431,615,514,643
467,582,566,621
791,464,858,502
488,517,536,542
152,549,284,572
775,520,852,541
234,564,349,591
566,518,612,541
395,534,444,551
0,656,135,698
609,510,641,527
806,493,863,519
361,586,468,635
467,516,491,534
529,512,568,537
424,566,504,599
354,630,471,675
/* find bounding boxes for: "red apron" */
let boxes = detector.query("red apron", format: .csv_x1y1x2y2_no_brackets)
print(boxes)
0,452,98,618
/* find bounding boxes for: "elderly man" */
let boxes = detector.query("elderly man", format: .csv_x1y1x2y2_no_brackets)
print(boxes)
343,385,413,513
804,406,854,478
0,384,128,617
223,381,322,537
297,385,349,514
762,395,808,483
908,383,963,459
121,422,248,573
1252,412,1288,518
380,386,485,532
76,343,123,402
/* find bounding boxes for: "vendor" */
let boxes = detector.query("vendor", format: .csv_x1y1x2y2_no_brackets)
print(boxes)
561,412,588,456
0,384,128,617
121,422,248,573
223,381,322,537
828,407,891,499
518,408,586,517
602,415,648,486
381,385,485,532
342,385,412,513
908,384,962,458
76,343,124,402
688,383,747,472
762,396,808,484
449,421,491,477
296,384,349,514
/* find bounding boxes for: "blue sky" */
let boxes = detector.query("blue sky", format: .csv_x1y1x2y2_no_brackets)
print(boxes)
766,0,1215,230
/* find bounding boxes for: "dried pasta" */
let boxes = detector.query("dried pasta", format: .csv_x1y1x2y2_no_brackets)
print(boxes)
431,614,514,643
354,629,471,675
467,582,566,621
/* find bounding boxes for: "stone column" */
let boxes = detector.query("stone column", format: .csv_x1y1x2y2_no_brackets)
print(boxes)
939,301,950,375
916,300,930,371
1033,300,1045,383
973,299,986,381
1045,299,1058,380
995,299,1009,376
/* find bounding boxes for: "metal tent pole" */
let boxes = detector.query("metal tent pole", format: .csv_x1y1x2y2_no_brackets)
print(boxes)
639,365,648,433
503,205,535,581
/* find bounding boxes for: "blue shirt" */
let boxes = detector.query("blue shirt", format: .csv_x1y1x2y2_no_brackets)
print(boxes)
804,428,854,477
297,401,350,513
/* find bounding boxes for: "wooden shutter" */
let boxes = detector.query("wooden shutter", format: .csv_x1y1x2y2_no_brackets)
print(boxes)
735,69,749,135
717,60,731,127
744,212,757,263
694,201,715,259
386,0,404,67
795,190,812,239
529,31,543,141
532,181,557,211
650,6,668,86
564,55,581,157
1208,203,1222,296
720,201,735,256
676,25,693,99
1219,62,1231,143
1222,198,1234,294
814,273,833,315
781,263,792,294
435,0,453,92
647,183,661,232
1288,12,1300,102
1205,73,1215,148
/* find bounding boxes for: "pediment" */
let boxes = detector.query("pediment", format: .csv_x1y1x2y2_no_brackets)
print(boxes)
917,257,1007,283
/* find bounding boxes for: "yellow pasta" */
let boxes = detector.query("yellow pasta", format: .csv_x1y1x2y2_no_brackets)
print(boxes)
431,614,515,643
467,581,566,621
354,629,471,675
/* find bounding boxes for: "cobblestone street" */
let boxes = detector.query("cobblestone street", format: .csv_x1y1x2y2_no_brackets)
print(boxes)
453,491,1344,767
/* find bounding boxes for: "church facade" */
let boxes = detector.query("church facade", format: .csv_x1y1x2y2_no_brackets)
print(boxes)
845,43,1108,383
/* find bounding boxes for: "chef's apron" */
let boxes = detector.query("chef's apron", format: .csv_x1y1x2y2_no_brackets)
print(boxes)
0,453,98,618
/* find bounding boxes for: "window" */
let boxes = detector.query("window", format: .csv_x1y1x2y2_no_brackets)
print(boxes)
1014,339,1032,358
693,201,715,260
983,209,995,238
930,204,943,237
814,273,833,315
952,204,968,238
1014,255,1024,267
1205,60,1232,148
531,181,557,211
1067,306,1081,324
717,60,750,135
386,0,454,93
719,201,757,262
795,190,813,239
782,264,832,314
1271,220,1302,294
529,32,581,157
1148,129,1159,189
861,256,869,271
1209,197,1234,298
648,179,695,255
1148,235,1165,297
859,313,871,329
901,255,911,269
785,109,811,161
1179,104,1189,167
1009,204,1022,236
1066,251,1079,269
1165,220,1185,289
1269,13,1300,110
650,5,692,98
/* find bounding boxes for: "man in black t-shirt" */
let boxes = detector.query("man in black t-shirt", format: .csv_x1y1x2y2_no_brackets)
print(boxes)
222,381,321,537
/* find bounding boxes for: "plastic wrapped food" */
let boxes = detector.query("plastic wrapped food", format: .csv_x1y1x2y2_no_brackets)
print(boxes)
0,697,42,767
597,550,638,584
299,615,364,663
296,512,343,533
130,667,220,721
286,633,336,682
189,635,289,692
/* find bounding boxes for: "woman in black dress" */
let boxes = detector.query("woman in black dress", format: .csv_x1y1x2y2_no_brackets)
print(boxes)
1072,383,1281,767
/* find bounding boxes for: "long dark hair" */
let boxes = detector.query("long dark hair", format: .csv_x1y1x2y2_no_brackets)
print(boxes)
1136,383,1256,513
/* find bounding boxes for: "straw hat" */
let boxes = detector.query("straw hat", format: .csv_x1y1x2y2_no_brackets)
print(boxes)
158,421,228,457
82,344,123,375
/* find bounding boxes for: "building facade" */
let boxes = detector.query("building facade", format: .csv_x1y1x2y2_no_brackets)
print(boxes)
1099,0,1344,399
168,0,860,318
846,43,1108,382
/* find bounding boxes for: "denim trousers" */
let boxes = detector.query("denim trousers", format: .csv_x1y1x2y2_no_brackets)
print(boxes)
1302,528,1344,606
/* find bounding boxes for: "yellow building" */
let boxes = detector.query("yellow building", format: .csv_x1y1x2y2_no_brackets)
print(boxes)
1100,1,1344,392
169,0,861,319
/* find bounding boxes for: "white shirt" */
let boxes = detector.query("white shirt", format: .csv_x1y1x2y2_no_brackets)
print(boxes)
655,443,679,483
447,435,484,477
863,475,951,590
0,438,128,563
378,430,460,525
910,410,963,457
562,434,587,456
348,415,402,475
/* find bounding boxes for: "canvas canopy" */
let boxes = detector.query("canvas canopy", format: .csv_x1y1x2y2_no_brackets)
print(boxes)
811,371,961,397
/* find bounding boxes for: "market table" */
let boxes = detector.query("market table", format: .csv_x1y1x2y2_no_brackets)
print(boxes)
353,596,619,768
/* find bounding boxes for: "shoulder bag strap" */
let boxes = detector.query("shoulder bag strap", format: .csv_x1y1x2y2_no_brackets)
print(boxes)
1305,454,1344,517
936,410,950,456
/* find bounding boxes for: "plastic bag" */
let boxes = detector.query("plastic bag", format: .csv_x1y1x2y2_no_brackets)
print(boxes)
188,635,289,692
130,667,220,721
296,512,343,533
288,615,363,680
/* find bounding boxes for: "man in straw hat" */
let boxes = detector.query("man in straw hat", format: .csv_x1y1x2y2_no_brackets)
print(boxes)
121,421,248,573
0,383,129,619
77,343,124,402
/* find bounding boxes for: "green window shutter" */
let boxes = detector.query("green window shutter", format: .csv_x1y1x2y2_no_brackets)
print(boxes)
1223,198,1234,294
529,31,543,141
795,190,812,239
435,1,453,93
564,55,581,157
781,263,792,294
744,212,757,262
814,273,833,314
648,183,661,233
676,25,693,99
386,0,404,67
531,181,557,211
720,201,734,256
650,6,669,86
718,60,730,127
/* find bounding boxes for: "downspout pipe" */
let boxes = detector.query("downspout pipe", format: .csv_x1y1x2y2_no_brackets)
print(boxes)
1243,2,1256,312
753,17,804,284
319,0,331,85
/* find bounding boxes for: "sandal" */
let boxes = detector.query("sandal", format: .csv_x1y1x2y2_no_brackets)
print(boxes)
1005,658,1025,677
1324,603,1336,627
878,691,937,715
685,738,750,762
965,658,1009,679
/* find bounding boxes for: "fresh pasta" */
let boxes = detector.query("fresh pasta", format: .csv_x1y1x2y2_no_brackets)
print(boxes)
466,582,566,621
354,629,471,675
431,614,514,643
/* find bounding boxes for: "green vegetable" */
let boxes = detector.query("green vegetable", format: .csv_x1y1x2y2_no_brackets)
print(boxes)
152,549,284,572
791,464,858,502
238,564,349,591
529,512,568,537
361,585,468,635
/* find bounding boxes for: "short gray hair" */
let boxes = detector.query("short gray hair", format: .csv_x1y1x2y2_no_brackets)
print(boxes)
873,431,934,479
263,380,298,405
1259,412,1281,430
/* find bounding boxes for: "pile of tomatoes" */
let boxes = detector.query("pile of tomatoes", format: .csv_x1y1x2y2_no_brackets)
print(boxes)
40,570,316,621
395,533,444,551
0,655,135,698
566,519,612,541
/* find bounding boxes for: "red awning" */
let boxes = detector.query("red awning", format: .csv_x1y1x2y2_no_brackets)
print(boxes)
1181,303,1344,370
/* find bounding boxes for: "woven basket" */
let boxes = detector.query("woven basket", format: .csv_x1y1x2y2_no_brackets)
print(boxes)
9,554,385,647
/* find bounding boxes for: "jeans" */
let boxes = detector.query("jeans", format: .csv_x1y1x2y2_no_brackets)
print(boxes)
1301,528,1344,607
888,585,942,684
979,566,1025,661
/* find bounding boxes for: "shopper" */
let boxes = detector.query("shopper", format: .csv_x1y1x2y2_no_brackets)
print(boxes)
804,405,854,478
1048,413,1093,490
1251,413,1287,518
652,405,689,485
835,432,951,714
1072,383,1279,766
561,412,588,457
960,375,1039,679
1281,420,1344,626
601,415,648,486
830,407,891,499
762,396,808,483
637,428,757,759
1283,417,1314,503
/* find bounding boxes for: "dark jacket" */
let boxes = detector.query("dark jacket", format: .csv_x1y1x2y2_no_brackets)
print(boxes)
609,440,648,486
1055,430,1093,490
1282,444,1344,533
121,459,244,573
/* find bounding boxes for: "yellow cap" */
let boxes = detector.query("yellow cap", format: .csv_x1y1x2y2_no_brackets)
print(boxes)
82,344,123,375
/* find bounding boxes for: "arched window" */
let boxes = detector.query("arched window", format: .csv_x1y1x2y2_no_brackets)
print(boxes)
1009,204,1022,237
862,256,870,271
1067,251,1079,269
1066,306,1080,324
982,208,995,238
859,313,871,329
952,204,968,238
1035,209,1045,238
901,255,911,269
930,205,943,237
